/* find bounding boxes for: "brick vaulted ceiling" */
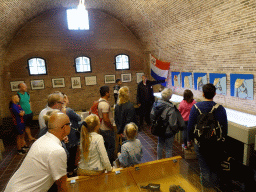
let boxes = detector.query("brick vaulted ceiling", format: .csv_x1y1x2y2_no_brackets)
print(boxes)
0,0,209,62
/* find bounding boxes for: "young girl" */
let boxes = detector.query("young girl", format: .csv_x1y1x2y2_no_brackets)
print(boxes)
179,89,196,150
117,123,143,167
78,114,112,176
9,95,27,155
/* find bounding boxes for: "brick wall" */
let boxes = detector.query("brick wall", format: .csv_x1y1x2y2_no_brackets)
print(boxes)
1,9,147,118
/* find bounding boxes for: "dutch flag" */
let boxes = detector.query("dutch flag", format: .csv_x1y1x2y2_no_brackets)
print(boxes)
150,54,170,86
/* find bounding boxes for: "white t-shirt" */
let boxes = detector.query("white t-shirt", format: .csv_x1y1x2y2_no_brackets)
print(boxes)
98,98,113,131
5,132,67,192
79,132,112,171
39,106,58,129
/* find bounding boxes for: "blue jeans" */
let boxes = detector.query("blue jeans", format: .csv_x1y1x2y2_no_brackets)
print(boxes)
194,144,220,189
99,129,115,163
157,136,174,160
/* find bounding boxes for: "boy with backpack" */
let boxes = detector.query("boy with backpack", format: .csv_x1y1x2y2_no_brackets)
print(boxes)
187,83,228,190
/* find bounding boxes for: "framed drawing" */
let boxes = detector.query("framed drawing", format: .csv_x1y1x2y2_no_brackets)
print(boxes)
85,76,97,86
181,72,192,88
121,73,131,82
52,78,65,88
230,73,253,100
10,81,24,92
71,77,81,89
209,73,227,95
136,72,144,83
31,80,44,90
105,75,115,84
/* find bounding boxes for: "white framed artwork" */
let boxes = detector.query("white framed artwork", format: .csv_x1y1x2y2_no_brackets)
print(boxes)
85,76,97,86
121,73,132,82
136,72,144,83
10,81,24,92
31,80,44,90
71,77,81,89
105,75,115,84
52,78,65,88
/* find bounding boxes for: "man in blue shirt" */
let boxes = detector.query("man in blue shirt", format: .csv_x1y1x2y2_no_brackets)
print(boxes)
188,83,227,190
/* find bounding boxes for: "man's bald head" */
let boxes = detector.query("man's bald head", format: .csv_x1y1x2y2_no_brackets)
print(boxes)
18,83,27,92
48,112,69,130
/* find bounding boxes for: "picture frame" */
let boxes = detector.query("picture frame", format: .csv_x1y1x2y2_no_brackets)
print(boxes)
105,75,115,84
136,72,144,83
121,73,132,82
71,77,81,89
85,76,97,86
31,80,44,90
10,81,24,92
52,78,65,88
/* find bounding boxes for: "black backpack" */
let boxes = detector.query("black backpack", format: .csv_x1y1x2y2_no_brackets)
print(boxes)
193,104,225,147
151,107,170,137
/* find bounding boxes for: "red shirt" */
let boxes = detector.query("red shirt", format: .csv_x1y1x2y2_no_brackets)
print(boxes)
178,99,196,121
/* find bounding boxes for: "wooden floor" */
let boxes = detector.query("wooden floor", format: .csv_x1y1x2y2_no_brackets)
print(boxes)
0,123,250,192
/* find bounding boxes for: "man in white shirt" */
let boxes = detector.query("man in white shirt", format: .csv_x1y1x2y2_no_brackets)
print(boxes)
98,86,115,163
5,112,71,192
38,92,65,137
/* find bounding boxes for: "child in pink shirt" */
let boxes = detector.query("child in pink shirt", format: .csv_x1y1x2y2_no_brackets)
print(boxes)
179,90,196,149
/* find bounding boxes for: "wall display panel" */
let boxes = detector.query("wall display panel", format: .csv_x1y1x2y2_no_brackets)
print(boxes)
230,74,253,100
85,76,97,86
171,72,181,87
105,75,115,84
71,77,81,89
121,73,131,82
31,80,44,90
10,81,24,91
194,73,207,91
52,78,65,88
209,73,227,95
181,72,192,88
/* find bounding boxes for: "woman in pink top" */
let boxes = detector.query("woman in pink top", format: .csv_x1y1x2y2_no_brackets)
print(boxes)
179,90,196,149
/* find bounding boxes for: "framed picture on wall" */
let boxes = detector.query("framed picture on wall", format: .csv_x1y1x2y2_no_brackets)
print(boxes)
10,81,24,92
71,77,81,89
52,78,65,88
85,76,97,85
105,75,115,84
31,80,44,90
136,72,144,83
121,73,131,82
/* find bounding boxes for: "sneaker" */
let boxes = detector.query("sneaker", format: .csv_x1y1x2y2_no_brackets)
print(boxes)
187,141,192,147
17,149,27,155
22,146,29,151
182,144,187,150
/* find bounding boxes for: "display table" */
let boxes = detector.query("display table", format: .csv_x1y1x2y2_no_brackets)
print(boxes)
67,156,200,192
154,93,256,165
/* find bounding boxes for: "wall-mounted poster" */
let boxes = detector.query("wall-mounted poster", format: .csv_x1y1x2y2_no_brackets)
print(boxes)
71,77,81,89
181,72,192,88
85,76,97,85
194,73,207,91
31,80,44,90
171,72,181,87
230,74,253,100
10,81,24,91
121,73,131,82
105,75,115,84
209,73,227,95
52,78,65,88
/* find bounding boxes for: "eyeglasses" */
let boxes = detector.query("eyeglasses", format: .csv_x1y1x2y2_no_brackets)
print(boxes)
57,101,64,105
61,122,71,129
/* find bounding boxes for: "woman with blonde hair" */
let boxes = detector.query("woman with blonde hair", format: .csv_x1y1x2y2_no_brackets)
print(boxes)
78,114,112,176
114,86,137,135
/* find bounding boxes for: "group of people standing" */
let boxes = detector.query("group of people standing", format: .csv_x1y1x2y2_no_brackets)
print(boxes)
6,74,229,191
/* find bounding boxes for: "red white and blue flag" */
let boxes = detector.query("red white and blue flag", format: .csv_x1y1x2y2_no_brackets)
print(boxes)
150,54,170,86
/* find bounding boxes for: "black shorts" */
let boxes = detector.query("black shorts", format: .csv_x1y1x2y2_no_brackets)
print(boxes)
23,113,33,127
